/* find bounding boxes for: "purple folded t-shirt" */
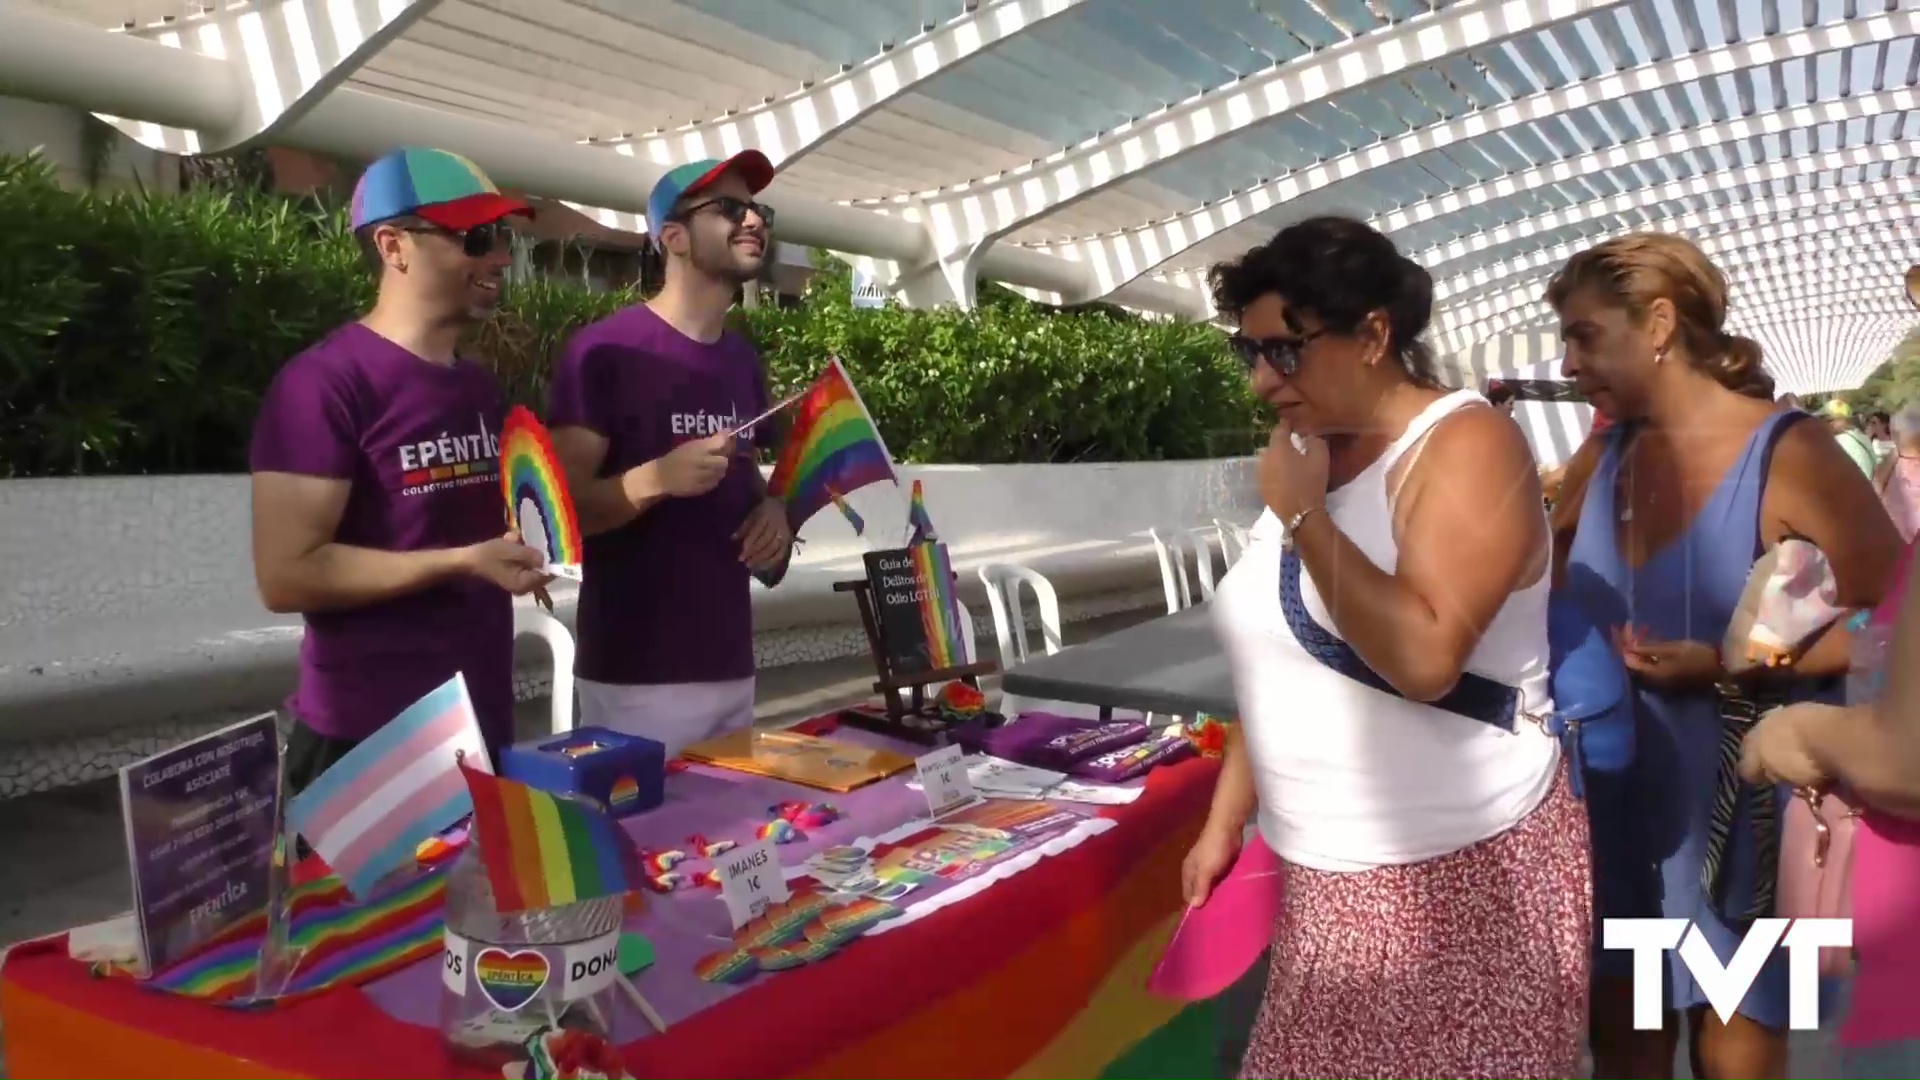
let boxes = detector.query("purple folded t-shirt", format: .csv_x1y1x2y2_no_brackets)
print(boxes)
1068,733,1196,782
956,712,1149,770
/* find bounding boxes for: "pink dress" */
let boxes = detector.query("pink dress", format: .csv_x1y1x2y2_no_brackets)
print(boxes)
1878,455,1920,542
1844,539,1920,1061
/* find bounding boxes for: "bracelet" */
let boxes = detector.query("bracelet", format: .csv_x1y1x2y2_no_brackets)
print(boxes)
1283,505,1325,535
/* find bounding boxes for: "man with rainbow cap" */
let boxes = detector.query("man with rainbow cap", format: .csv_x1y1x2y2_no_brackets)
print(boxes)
250,147,549,793
548,150,792,756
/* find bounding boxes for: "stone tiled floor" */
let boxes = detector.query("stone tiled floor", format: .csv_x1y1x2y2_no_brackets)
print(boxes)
0,606,1848,1077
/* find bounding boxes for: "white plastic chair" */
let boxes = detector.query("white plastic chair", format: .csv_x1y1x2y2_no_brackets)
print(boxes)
977,563,1064,665
1149,526,1222,612
1186,525,1232,591
978,562,1141,722
514,605,576,734
955,597,979,666
1214,518,1252,565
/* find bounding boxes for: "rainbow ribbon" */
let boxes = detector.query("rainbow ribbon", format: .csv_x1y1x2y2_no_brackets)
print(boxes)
107,867,449,1007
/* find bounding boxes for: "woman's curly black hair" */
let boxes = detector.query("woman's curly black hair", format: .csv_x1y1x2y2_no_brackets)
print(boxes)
1208,216,1441,388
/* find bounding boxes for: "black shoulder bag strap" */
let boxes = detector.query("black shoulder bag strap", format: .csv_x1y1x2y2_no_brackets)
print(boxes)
1701,409,1809,923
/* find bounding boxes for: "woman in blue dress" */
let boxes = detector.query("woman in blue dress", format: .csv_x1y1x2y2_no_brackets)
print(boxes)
1550,233,1901,1078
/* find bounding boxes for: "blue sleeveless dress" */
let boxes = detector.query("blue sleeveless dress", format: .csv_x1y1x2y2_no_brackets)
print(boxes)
1563,410,1799,1026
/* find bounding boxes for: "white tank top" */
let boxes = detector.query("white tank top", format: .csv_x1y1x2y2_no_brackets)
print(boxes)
1211,390,1559,871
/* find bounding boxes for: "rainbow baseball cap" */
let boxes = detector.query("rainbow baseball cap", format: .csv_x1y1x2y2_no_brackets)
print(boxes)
647,150,775,236
350,148,532,232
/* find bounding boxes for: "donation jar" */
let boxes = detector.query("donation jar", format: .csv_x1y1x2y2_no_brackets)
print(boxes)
440,846,628,1073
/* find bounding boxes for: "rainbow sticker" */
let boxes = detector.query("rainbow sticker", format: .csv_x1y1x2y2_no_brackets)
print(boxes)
500,406,584,581
472,946,550,1012
608,776,639,808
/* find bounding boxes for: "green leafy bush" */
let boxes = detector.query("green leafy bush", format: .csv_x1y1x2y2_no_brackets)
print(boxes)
0,152,1258,477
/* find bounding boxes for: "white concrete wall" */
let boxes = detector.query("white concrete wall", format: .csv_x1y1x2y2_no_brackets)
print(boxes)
0,95,179,193
0,460,1257,796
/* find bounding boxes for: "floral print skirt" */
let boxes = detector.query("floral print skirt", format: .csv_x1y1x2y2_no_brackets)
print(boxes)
1239,767,1592,1079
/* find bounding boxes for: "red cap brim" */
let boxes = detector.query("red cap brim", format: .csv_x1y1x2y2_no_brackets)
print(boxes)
683,150,776,201
415,192,534,232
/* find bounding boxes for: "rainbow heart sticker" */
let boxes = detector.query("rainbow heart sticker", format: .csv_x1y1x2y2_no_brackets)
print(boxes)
472,947,551,1013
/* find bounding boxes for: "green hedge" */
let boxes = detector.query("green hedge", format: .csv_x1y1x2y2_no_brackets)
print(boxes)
0,152,1259,477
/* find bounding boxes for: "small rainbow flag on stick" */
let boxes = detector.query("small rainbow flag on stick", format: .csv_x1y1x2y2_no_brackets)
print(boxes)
906,479,938,546
500,406,584,581
828,487,866,536
768,358,898,534
460,761,646,913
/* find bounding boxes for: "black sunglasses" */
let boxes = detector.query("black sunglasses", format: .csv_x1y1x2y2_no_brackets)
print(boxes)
403,219,517,258
675,195,775,227
1229,329,1325,376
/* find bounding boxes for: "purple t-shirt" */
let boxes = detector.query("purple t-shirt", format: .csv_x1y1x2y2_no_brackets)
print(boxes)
249,323,514,745
547,305,773,685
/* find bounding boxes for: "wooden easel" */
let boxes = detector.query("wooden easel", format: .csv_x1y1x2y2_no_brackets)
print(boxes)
833,576,998,735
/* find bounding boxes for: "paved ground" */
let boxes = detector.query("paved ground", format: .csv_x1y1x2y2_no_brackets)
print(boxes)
0,606,1846,1077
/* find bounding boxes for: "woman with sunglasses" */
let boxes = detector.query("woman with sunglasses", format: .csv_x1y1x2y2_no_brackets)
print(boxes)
1186,217,1587,1077
249,147,551,794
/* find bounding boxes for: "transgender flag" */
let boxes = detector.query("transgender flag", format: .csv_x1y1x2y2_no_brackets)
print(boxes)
288,673,491,898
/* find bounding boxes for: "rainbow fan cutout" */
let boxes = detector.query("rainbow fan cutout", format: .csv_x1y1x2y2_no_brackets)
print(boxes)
500,406,584,582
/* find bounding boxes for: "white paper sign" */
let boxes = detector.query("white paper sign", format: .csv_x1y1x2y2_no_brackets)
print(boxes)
915,744,979,819
442,927,470,996
718,840,789,929
559,930,623,1001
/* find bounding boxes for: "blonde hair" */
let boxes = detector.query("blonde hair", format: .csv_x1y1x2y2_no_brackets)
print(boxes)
1544,233,1765,396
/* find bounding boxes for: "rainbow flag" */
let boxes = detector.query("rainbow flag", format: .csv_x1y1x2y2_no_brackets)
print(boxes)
906,479,937,545
911,542,968,667
828,487,866,536
460,761,646,913
108,867,448,1006
768,358,897,533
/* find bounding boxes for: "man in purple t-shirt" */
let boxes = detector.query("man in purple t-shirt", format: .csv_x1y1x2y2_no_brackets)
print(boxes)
250,148,550,793
549,151,792,755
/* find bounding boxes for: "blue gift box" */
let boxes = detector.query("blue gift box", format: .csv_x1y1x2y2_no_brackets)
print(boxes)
498,726,665,818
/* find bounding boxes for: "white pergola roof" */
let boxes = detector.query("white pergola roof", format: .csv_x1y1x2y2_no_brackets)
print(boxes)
2,0,1914,392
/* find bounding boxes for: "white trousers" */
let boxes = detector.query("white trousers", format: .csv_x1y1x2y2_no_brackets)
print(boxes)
576,676,756,759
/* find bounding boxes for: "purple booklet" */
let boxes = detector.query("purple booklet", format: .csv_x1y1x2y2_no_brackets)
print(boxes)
1067,733,1196,782
955,712,1150,770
